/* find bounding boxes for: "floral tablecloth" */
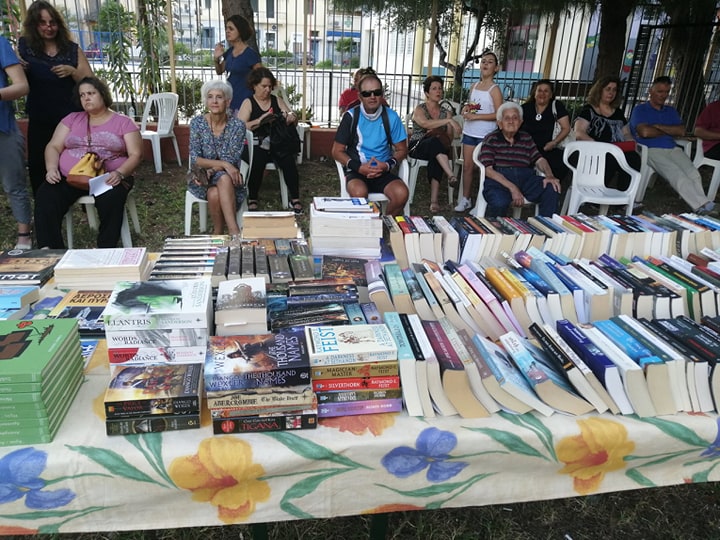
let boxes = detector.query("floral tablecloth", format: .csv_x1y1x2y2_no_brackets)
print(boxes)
3,348,720,535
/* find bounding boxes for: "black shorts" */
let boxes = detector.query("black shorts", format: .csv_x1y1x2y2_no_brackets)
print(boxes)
345,170,402,194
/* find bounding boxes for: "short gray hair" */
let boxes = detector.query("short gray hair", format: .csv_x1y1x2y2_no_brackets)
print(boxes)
496,101,523,122
201,79,233,104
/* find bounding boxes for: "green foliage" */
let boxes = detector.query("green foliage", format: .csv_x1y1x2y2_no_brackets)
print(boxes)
315,59,333,68
163,76,203,119
348,57,360,69
283,84,314,122
96,1,135,106
174,42,191,58
335,37,355,54
444,83,468,104
136,0,169,97
262,49,293,58
97,0,135,32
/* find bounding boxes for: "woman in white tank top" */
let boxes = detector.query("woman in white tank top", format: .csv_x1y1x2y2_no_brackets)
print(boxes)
456,51,503,212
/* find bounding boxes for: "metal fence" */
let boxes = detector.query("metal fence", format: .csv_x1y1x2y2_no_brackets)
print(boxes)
7,1,720,127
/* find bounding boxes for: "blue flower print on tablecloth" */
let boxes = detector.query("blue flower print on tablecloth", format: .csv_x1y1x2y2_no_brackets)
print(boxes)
700,418,720,459
0,448,75,509
382,427,468,482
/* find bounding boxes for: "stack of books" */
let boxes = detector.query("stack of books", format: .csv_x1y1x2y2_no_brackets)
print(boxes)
0,319,83,445
309,197,383,258
304,324,401,417
215,277,267,336
47,290,111,337
102,279,213,366
205,331,317,434
149,236,228,285
103,363,203,435
53,248,152,290
241,211,299,240
0,249,65,287
0,285,39,320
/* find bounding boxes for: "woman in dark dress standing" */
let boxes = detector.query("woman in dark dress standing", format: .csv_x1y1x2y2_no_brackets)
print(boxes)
520,79,571,184
19,0,93,195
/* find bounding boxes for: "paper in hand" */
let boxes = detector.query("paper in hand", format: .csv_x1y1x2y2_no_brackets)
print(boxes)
89,173,112,197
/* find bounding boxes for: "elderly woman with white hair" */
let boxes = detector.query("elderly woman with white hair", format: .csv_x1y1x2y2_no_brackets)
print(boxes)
187,79,246,235
478,101,561,218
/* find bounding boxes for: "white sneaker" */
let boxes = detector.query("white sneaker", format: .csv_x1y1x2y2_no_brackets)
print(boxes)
454,197,472,212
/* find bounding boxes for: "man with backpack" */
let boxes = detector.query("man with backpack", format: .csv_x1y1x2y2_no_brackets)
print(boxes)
332,73,409,216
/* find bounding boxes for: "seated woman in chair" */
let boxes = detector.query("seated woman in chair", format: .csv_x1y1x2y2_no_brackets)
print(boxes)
237,67,302,214
408,76,462,213
479,102,561,218
35,77,141,248
188,80,246,235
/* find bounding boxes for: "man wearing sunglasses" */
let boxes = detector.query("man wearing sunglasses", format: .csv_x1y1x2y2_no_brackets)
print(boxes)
333,74,409,216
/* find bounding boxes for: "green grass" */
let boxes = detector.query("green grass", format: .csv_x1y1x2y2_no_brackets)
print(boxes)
0,157,717,539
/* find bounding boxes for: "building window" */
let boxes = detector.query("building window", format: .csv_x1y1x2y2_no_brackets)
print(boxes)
267,0,275,19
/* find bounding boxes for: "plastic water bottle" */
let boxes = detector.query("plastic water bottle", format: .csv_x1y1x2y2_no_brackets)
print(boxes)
128,106,135,119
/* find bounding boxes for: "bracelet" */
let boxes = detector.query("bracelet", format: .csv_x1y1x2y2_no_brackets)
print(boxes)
116,171,126,180
387,157,397,170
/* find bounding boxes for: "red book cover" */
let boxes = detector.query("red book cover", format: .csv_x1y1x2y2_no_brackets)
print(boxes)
311,375,401,392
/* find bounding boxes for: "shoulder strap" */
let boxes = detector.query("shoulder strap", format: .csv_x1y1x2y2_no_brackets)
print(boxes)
348,105,393,152
381,107,393,152
551,100,558,120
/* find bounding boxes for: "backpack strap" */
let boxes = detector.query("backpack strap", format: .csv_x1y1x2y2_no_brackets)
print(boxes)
348,105,394,154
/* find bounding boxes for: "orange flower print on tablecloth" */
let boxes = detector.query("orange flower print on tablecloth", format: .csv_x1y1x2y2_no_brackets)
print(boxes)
556,417,635,495
169,436,270,523
319,412,396,436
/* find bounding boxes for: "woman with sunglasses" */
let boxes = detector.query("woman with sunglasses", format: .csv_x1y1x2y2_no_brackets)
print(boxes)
18,1,93,196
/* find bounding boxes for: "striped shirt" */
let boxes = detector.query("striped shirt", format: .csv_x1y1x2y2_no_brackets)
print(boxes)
479,129,541,169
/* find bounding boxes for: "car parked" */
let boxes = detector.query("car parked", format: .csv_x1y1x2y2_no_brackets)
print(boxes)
84,43,102,59
293,52,314,66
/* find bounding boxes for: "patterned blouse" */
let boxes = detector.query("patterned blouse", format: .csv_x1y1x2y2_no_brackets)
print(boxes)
188,114,247,205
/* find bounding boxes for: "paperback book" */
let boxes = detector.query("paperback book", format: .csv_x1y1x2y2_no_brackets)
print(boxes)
304,324,398,366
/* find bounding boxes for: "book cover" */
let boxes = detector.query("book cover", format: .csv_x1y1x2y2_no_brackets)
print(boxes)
316,388,403,403
0,249,65,286
105,327,208,349
313,196,373,212
268,254,293,283
55,247,148,271
103,279,213,330
382,215,410,270
104,363,203,418
310,361,398,379
213,409,317,433
107,345,207,365
206,385,315,412
215,277,267,328
106,414,201,435
364,260,395,315
0,319,80,384
0,286,39,310
269,304,350,331
359,302,383,324
47,289,111,336
321,255,369,292
205,330,312,391
344,302,367,324
384,263,416,315
304,324,398,366
383,311,424,416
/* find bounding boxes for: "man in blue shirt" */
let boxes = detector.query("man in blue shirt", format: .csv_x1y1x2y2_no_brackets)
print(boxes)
629,76,714,214
332,74,408,216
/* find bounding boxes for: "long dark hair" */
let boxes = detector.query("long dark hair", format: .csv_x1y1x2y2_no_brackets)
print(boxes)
587,75,622,108
22,1,74,54
525,79,555,106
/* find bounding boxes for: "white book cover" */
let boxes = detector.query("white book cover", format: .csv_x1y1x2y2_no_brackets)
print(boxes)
304,324,398,366
55,247,148,270
383,312,424,417
312,196,373,213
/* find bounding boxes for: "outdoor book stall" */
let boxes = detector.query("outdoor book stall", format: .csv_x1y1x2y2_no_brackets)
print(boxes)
2,338,720,535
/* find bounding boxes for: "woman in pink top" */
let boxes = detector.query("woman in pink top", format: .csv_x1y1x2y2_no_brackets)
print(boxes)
35,77,142,248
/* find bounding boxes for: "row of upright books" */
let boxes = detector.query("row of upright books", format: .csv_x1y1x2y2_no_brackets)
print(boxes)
382,211,720,269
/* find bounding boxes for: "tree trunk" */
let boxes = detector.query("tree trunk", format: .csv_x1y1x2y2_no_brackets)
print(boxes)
594,0,636,80
222,0,259,51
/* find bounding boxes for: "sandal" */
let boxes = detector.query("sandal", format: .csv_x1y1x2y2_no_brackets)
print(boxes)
448,176,459,188
15,232,32,250
429,201,440,214
247,200,259,211
289,200,304,215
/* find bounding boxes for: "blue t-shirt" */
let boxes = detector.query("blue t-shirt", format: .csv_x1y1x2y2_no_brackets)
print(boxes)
335,106,407,163
629,101,683,149
0,36,20,134
223,47,261,111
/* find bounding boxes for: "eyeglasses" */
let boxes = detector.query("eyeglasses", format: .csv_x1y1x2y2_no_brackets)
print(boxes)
360,89,383,98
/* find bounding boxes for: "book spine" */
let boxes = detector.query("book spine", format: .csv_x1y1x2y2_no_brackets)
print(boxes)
206,388,315,410
316,388,403,403
106,346,207,365
204,367,312,392
105,396,200,419
285,293,359,306
213,412,317,434
359,302,383,324
317,398,403,417
104,328,209,348
106,414,201,435
311,375,401,391
311,361,399,379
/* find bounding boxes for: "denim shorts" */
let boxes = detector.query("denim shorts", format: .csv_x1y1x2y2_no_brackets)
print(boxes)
462,134,484,146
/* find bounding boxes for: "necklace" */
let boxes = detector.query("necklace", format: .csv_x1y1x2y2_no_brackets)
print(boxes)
535,110,542,121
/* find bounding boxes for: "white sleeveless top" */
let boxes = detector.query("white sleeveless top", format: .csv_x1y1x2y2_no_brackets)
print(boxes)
462,83,498,139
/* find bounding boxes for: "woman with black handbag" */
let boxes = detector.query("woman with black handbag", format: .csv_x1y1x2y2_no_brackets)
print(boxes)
408,76,461,213
237,67,302,214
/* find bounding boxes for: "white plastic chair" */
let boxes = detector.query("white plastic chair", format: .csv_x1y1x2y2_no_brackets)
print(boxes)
690,139,720,201
561,141,641,215
335,159,410,215
140,92,182,173
183,131,252,235
469,142,538,218
65,191,140,248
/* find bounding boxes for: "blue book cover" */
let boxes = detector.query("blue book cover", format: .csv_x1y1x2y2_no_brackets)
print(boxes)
594,319,664,369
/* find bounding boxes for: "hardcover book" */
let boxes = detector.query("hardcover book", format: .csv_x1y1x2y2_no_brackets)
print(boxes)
205,330,312,391
103,279,213,331
104,363,203,418
304,324,398,366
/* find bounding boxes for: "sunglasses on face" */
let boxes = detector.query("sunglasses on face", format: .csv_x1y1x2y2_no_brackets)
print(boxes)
360,89,383,97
